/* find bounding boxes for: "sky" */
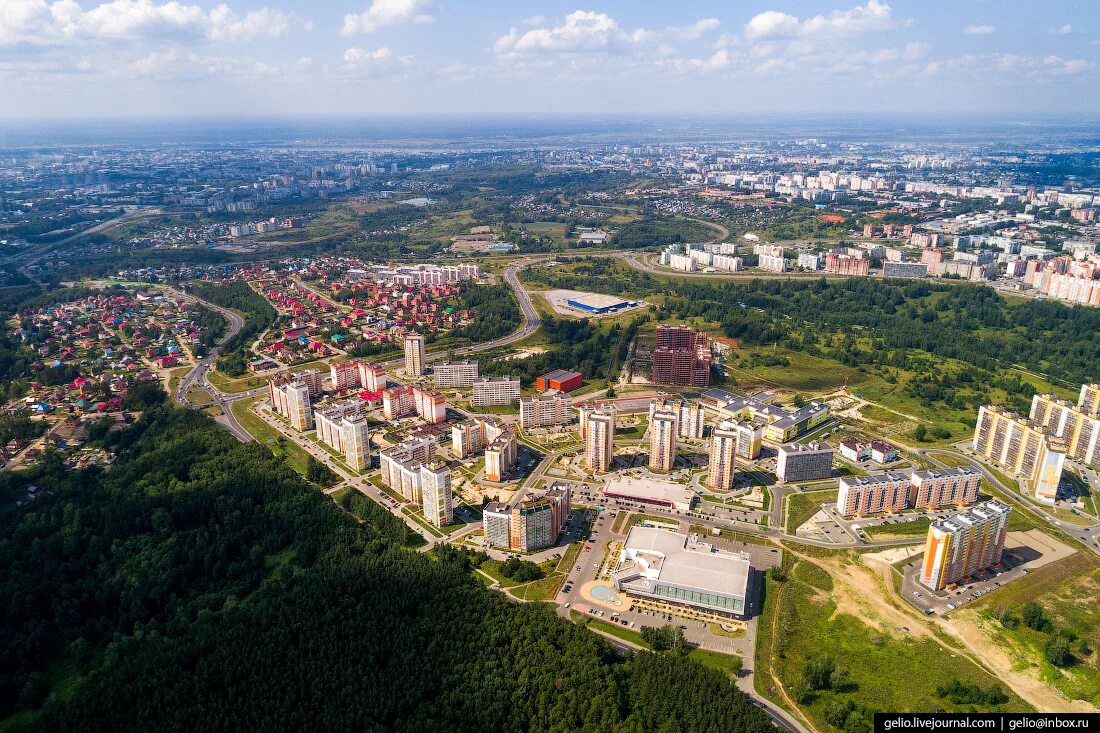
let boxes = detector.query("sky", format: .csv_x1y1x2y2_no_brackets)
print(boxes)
0,0,1098,118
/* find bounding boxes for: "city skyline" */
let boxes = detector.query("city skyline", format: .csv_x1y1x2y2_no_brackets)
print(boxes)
1,0,1099,118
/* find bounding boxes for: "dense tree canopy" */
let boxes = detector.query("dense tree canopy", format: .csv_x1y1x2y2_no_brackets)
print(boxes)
0,405,774,733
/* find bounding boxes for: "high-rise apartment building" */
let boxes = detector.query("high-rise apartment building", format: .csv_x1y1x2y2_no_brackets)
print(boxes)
358,362,387,393
1030,387,1100,468
383,384,446,423
482,484,572,551
483,503,512,548
433,360,479,389
679,401,706,439
379,436,436,503
921,500,1011,591
910,468,982,509
330,360,362,390
837,472,912,515
342,416,371,472
585,408,615,473
973,405,1066,502
707,420,739,491
484,431,518,482
419,462,453,527
651,326,712,387
733,421,764,460
451,420,486,459
648,398,704,440
270,380,313,431
471,376,521,406
404,332,425,377
776,442,834,483
519,393,572,429
649,407,679,472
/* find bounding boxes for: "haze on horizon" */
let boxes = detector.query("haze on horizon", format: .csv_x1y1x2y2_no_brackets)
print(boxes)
0,0,1098,119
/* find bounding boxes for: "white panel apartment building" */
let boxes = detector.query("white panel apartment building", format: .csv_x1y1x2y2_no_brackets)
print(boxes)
314,401,372,472
519,393,572,429
420,462,454,527
404,333,425,377
585,408,616,473
379,436,436,503
433,360,479,389
271,381,313,431
649,407,679,472
471,376,521,406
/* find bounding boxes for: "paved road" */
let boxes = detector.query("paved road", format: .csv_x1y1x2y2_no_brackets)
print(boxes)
1,208,160,268
161,285,255,442
380,259,543,370
922,448,1100,553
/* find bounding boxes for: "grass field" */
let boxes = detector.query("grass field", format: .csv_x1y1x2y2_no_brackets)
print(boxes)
755,556,1032,727
206,368,270,394
785,489,838,534
166,365,192,395
569,610,649,648
229,396,311,476
862,517,931,540
972,552,1100,706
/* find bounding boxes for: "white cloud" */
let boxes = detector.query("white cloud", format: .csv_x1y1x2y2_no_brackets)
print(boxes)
493,11,646,56
963,25,994,36
744,0,896,41
341,0,435,36
0,0,293,45
128,47,280,79
664,18,719,41
1048,24,1072,35
904,41,930,60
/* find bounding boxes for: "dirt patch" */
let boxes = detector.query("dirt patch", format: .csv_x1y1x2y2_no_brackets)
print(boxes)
788,545,934,640
1006,529,1076,569
943,611,1098,713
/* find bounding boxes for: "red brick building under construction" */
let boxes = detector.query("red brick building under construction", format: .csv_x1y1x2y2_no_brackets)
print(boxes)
651,325,712,387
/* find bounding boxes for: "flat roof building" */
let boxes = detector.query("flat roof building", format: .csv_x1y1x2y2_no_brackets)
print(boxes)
601,476,694,512
612,526,752,617
777,442,834,483
536,369,583,393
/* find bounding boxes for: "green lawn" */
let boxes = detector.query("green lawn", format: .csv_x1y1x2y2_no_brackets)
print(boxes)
477,559,521,588
400,506,446,538
688,648,744,678
230,397,311,476
206,368,270,394
785,489,837,534
569,610,649,648
972,552,1100,706
862,517,931,540
756,557,1032,728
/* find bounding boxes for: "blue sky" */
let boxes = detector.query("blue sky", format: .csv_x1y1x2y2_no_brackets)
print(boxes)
0,0,1097,118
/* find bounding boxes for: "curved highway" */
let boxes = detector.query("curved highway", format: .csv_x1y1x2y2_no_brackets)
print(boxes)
164,285,254,442
921,448,1100,552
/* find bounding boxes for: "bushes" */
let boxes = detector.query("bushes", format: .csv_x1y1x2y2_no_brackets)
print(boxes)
639,624,687,652
935,679,1009,706
499,557,543,582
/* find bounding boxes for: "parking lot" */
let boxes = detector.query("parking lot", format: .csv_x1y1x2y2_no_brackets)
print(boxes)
555,498,780,655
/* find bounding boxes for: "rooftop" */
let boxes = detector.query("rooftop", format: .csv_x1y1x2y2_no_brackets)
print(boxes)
602,475,695,506
615,525,750,599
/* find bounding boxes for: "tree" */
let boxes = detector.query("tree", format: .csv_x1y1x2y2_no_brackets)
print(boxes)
912,424,928,442
802,655,838,691
1045,636,1073,667
1020,602,1050,631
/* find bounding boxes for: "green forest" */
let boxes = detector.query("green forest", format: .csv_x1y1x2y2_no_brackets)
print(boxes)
0,405,774,733
526,260,1100,396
